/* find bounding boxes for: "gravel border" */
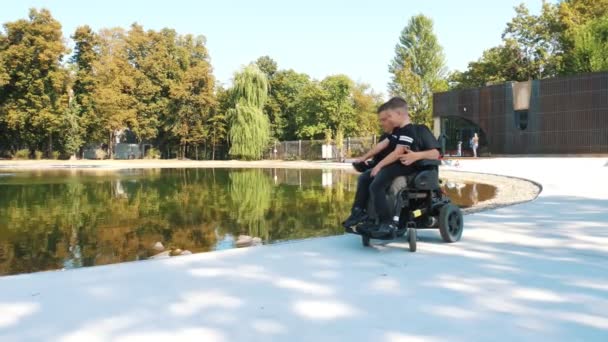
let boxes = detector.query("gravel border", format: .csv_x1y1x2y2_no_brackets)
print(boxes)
439,169,542,214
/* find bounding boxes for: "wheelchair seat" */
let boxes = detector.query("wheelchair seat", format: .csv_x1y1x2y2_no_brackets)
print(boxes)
366,159,442,219
410,159,441,191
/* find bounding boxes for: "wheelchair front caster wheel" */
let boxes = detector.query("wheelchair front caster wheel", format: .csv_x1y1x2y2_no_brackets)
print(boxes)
408,228,417,252
362,235,371,247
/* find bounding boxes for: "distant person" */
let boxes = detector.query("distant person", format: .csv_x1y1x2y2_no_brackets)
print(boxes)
472,133,479,158
457,141,462,157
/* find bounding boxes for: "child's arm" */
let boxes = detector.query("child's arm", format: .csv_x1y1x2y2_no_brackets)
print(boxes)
355,138,389,163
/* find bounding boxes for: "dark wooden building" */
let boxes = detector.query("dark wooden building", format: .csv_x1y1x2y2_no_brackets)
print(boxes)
432,71,608,155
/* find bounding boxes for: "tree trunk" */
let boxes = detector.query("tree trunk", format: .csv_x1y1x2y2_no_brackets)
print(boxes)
109,132,113,159
195,145,198,160
212,142,216,160
48,134,53,159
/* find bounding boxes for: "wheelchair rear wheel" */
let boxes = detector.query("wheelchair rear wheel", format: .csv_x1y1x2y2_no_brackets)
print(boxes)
439,204,464,242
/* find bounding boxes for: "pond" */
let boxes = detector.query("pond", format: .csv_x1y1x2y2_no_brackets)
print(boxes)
0,168,495,275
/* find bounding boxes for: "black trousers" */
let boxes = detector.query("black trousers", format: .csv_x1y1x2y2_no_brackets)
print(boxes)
352,162,414,223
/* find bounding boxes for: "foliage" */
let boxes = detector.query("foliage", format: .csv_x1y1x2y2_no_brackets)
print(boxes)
388,15,447,126
228,64,271,160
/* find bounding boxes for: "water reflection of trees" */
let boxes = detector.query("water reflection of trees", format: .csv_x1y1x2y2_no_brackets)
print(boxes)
0,168,355,275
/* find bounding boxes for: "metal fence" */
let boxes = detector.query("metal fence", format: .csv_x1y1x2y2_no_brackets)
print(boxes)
264,136,378,161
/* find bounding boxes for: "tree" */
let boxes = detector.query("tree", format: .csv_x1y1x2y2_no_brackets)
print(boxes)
502,2,562,79
70,25,101,145
207,112,227,160
207,86,231,160
452,0,608,87
319,75,356,137
61,101,85,158
559,0,608,73
266,69,311,140
449,40,529,89
559,0,608,35
166,34,215,159
352,82,383,137
570,16,608,72
93,28,138,158
255,56,278,80
0,9,69,156
389,14,448,127
125,24,163,145
228,64,271,160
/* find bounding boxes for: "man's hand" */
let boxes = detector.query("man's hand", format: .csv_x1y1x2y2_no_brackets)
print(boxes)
371,165,382,177
400,151,421,166
354,156,368,164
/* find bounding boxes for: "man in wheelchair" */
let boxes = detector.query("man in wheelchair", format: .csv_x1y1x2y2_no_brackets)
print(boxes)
343,97,442,237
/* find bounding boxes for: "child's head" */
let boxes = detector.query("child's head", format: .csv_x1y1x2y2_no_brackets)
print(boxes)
377,97,409,128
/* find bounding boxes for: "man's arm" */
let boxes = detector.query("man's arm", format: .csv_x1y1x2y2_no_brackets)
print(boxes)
356,138,389,162
399,148,440,166
400,125,441,165
370,145,406,176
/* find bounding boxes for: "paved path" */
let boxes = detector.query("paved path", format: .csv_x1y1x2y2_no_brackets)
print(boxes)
0,158,606,341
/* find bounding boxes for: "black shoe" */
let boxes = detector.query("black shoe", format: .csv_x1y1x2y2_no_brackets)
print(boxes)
370,222,397,238
343,207,368,229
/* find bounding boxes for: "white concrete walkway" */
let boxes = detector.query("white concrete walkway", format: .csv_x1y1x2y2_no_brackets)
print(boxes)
0,158,606,341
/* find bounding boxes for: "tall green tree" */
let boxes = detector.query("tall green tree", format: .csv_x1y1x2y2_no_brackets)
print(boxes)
293,75,379,140
449,40,529,89
70,25,101,145
255,56,278,80
501,2,562,79
389,14,447,127
228,64,270,160
266,69,311,141
167,34,215,159
569,16,608,72
125,24,163,144
352,82,383,137
208,86,231,160
61,101,85,158
452,0,608,89
93,28,138,158
559,0,608,73
0,8,69,156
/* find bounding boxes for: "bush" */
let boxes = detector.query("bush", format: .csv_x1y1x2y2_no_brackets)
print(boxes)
51,151,60,160
34,150,43,160
95,149,107,160
12,149,30,160
145,148,161,159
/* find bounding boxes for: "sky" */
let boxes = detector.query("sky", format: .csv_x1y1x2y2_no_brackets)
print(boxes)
1,0,550,97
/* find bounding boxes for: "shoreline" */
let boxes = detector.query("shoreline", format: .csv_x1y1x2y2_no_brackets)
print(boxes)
0,159,542,216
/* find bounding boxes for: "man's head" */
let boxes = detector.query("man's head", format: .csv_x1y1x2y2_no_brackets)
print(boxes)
377,97,409,128
378,111,394,133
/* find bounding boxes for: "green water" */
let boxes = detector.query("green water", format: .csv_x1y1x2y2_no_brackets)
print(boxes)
0,168,495,276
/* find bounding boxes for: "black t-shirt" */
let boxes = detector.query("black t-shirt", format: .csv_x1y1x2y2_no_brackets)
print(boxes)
413,124,441,152
388,124,418,150
373,124,441,164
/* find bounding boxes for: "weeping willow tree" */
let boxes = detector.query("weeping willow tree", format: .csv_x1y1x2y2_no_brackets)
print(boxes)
228,64,270,160
229,169,272,240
